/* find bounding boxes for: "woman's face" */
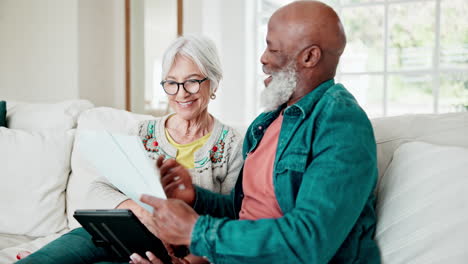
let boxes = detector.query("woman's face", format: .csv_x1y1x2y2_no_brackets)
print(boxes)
165,55,211,121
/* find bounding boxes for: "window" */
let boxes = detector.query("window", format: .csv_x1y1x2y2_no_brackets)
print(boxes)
142,0,179,115
256,0,468,117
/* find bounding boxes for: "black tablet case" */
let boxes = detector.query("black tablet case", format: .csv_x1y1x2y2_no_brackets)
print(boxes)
73,209,172,263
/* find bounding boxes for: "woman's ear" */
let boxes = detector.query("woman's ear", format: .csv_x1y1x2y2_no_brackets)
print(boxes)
300,45,322,68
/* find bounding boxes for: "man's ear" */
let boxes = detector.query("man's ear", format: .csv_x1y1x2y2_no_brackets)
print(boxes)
300,45,321,68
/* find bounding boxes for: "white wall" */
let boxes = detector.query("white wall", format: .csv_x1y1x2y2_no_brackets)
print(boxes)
0,0,79,102
0,0,125,108
78,0,125,109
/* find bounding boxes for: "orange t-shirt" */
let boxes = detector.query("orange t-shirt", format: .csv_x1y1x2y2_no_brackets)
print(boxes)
239,114,284,220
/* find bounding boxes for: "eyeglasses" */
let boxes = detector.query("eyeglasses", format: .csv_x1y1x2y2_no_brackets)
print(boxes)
160,77,209,95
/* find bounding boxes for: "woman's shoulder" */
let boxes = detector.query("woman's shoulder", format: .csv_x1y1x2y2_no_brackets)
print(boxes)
212,118,243,144
209,119,244,161
137,115,170,137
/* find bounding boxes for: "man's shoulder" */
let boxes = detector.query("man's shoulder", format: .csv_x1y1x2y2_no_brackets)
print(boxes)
315,83,364,114
309,83,372,131
321,83,357,104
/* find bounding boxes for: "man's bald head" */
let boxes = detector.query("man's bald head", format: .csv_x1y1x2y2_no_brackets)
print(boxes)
271,0,346,57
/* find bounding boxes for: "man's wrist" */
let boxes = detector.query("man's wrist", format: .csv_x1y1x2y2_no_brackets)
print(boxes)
188,215,215,262
186,214,199,246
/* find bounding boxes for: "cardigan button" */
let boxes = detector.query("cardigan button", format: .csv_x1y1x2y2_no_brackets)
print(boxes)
258,125,263,130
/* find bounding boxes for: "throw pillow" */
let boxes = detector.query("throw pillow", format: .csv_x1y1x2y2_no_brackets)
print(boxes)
6,100,93,131
0,128,74,236
375,141,468,263
0,101,6,127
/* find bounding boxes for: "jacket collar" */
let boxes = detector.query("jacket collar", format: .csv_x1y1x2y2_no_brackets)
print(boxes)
249,79,335,142
283,79,335,118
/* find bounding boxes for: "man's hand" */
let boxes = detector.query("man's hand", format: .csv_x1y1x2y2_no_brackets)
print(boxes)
140,194,199,246
157,156,196,206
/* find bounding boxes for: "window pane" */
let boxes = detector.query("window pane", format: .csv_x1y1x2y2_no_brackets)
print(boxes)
440,0,468,69
388,2,435,71
340,0,383,5
340,6,384,72
341,74,384,118
439,73,468,113
388,74,433,115
259,0,286,16
319,0,339,8
144,0,177,111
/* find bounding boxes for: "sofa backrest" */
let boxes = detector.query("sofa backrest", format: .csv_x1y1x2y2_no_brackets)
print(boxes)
371,112,468,183
6,100,94,130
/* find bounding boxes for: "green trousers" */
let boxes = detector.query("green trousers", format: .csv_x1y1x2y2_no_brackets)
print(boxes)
16,228,126,264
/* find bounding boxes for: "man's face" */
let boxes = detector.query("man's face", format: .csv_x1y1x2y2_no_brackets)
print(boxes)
259,22,298,112
260,29,291,87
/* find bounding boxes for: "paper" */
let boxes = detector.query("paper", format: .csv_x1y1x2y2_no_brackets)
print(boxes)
77,130,166,212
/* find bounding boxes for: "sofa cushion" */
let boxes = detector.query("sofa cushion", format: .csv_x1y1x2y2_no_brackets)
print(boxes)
67,107,155,228
6,100,93,131
375,141,468,263
0,101,6,127
0,128,74,237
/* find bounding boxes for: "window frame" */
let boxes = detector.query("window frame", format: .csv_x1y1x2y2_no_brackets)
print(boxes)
255,0,468,117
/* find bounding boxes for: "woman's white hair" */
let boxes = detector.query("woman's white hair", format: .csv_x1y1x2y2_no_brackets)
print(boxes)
161,34,223,94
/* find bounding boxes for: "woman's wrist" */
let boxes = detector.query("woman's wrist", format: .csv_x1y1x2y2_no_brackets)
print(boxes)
116,199,149,219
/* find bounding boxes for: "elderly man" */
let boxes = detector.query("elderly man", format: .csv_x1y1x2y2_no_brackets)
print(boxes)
134,1,381,263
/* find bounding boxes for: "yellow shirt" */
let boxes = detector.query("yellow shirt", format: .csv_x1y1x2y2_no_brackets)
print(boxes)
165,129,211,169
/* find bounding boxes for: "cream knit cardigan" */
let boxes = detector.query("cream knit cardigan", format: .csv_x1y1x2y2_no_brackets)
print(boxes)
87,114,244,209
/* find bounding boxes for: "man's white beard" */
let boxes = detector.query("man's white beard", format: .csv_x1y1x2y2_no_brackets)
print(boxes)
260,67,297,112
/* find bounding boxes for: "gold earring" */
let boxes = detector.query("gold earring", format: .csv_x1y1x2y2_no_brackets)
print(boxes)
210,94,216,100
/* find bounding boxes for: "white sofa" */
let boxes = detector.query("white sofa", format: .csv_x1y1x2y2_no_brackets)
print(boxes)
0,100,467,264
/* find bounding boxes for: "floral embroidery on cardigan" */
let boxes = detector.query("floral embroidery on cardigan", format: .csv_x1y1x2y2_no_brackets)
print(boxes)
142,135,160,153
209,129,228,163
194,129,229,169
141,121,172,159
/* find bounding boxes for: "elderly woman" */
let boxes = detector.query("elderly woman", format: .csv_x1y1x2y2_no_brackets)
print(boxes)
16,35,243,264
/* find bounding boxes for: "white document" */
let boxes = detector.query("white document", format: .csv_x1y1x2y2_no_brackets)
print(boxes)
77,130,166,212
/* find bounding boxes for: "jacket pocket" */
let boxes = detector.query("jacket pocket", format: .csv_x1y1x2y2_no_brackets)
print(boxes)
275,151,308,174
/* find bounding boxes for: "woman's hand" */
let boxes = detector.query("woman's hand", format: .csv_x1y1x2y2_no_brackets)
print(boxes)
129,252,190,264
157,156,196,206
116,199,152,222
129,252,163,264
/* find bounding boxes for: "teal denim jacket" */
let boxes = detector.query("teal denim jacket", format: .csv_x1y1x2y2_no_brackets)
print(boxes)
190,80,381,263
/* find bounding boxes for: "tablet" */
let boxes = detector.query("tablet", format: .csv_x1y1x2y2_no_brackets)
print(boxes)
73,209,173,263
